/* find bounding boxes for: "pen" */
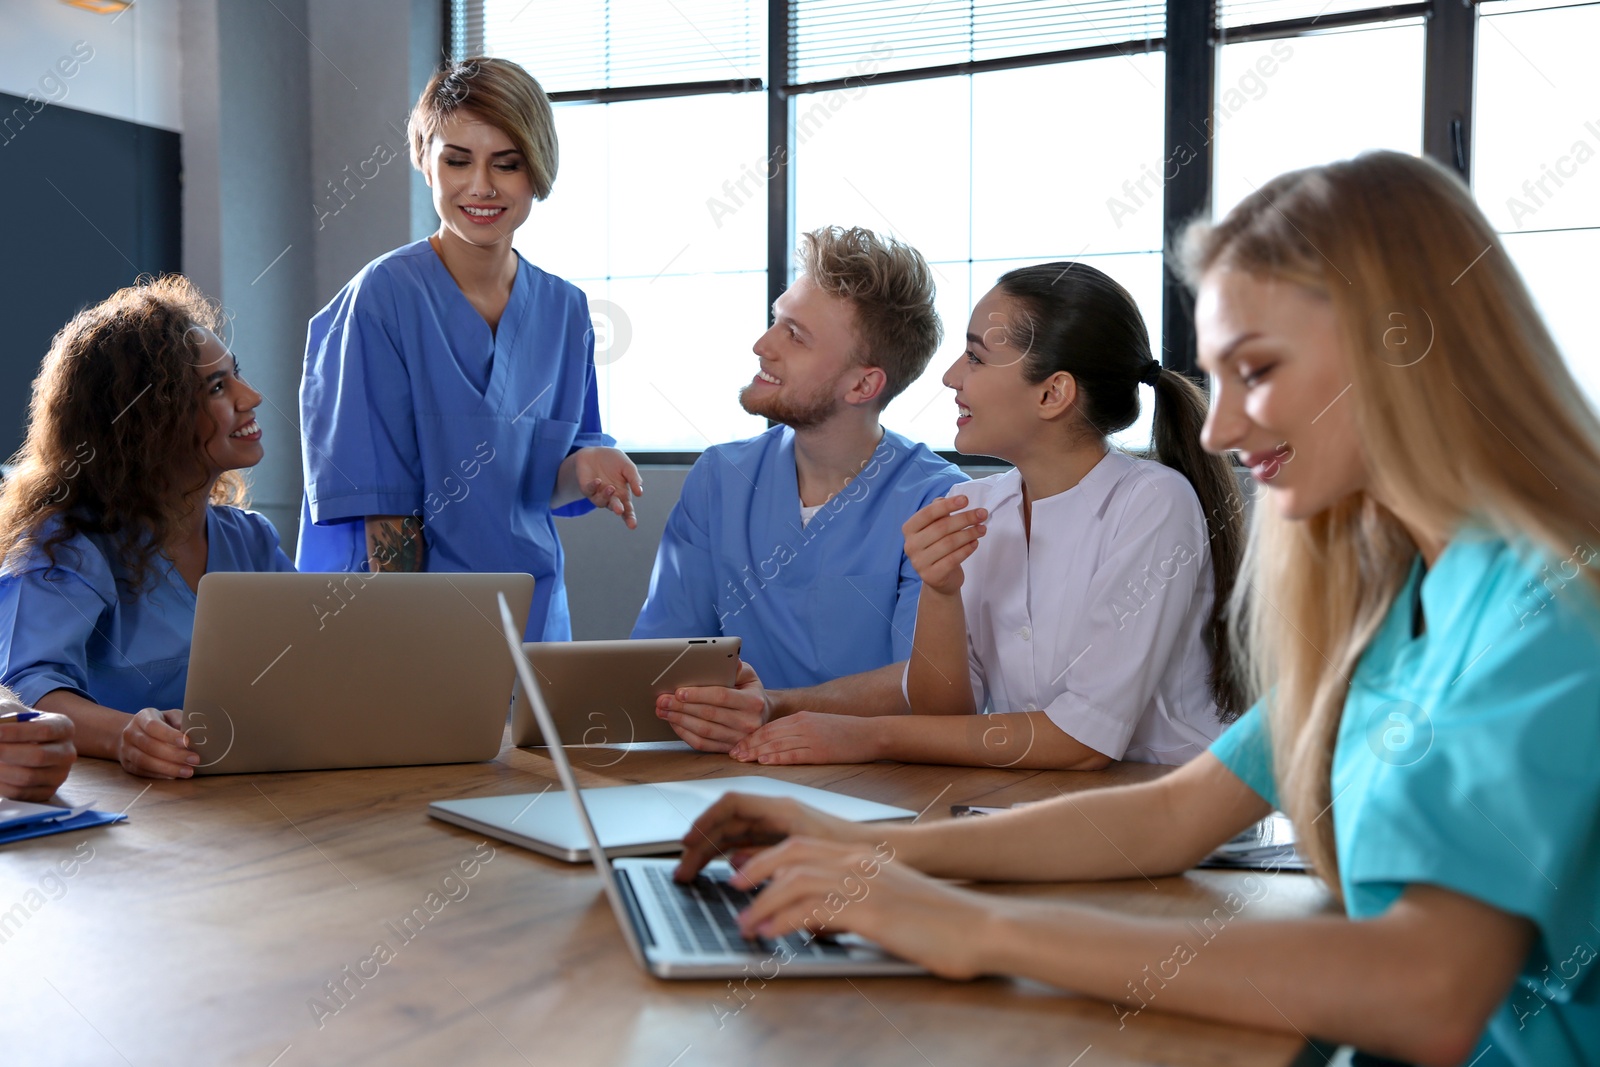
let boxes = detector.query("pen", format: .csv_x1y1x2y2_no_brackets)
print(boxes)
0,710,42,723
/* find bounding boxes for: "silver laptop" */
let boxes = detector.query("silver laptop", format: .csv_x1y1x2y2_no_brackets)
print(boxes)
429,775,917,862
183,572,534,774
511,637,742,747
493,593,926,979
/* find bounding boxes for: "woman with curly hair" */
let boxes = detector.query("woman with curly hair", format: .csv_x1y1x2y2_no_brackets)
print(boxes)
0,275,294,779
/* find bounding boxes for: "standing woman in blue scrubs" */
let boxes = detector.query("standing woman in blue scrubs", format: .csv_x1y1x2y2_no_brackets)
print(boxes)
675,152,1600,1066
0,277,296,779
298,58,641,639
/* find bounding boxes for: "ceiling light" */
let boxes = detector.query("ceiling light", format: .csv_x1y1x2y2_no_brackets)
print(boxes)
60,0,133,13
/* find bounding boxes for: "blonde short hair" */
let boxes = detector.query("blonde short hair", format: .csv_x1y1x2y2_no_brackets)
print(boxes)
408,57,558,200
797,226,941,409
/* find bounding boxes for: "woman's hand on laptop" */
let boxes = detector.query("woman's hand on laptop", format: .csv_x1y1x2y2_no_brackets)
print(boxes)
655,659,773,752
730,836,993,980
675,793,865,883
120,708,199,779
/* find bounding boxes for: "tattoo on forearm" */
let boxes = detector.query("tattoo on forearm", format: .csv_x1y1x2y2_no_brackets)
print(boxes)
367,516,425,572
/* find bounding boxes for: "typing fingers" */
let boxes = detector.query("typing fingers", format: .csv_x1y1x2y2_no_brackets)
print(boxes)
675,795,793,881
732,838,878,933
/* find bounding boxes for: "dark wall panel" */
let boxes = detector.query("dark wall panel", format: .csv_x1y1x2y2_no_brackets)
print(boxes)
0,93,181,462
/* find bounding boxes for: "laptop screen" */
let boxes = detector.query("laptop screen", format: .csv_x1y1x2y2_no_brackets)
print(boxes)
494,594,649,965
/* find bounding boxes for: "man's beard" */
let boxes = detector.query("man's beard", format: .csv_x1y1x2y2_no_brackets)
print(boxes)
738,376,841,430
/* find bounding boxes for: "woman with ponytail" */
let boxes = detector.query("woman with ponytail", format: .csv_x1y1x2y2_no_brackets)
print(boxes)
729,263,1244,768
682,152,1599,1066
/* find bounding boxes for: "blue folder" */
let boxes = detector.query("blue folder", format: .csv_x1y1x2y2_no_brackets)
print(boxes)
0,799,125,845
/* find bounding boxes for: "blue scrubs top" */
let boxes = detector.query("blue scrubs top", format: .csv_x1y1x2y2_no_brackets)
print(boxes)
0,506,296,714
297,240,613,640
631,425,966,688
1210,532,1600,1067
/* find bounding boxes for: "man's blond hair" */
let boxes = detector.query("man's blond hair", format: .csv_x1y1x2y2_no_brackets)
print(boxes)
797,226,941,408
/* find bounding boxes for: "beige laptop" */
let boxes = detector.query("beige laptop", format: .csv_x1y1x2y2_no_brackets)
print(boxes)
511,637,741,747
184,572,534,774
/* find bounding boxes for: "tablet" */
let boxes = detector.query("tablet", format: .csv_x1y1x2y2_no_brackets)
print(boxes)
510,637,742,747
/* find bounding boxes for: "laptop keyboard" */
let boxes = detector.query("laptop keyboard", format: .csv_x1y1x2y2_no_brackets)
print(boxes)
643,865,851,959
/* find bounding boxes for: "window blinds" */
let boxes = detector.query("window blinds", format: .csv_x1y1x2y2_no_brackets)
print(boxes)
792,0,1165,84
1217,0,1407,30
469,0,766,93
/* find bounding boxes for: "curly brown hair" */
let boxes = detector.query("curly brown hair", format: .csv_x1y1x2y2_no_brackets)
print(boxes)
0,275,248,593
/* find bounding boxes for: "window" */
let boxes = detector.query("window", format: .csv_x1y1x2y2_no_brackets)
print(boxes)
1473,0,1600,403
454,1,1570,459
793,0,1162,82
1216,0,1405,27
791,55,1166,450
524,94,770,450
467,1,769,452
469,1,1169,453
477,0,764,92
1211,20,1426,218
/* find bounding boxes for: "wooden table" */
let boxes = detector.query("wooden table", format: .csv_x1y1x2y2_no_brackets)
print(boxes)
1,734,1333,1066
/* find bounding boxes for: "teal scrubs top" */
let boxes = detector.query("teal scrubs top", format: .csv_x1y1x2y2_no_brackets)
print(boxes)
1211,532,1600,1067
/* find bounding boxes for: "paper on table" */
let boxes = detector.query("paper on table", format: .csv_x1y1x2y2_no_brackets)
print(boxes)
0,798,74,831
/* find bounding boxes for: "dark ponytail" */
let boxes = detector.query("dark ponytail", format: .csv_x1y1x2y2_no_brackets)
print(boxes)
997,262,1247,720
1147,366,1247,720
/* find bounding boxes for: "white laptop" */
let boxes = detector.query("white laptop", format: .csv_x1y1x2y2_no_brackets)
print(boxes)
488,592,928,979
429,775,916,862
184,572,534,774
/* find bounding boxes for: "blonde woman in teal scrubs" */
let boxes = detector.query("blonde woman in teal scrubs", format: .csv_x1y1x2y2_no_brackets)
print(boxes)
674,151,1600,1067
